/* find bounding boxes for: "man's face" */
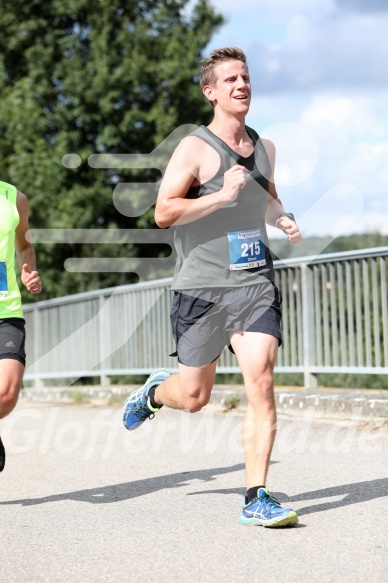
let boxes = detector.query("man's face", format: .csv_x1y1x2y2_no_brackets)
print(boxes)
204,59,251,114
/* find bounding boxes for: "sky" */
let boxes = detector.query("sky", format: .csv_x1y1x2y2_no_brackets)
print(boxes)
204,0,388,239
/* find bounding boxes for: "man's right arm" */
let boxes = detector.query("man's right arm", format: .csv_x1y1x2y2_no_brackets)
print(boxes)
155,137,248,228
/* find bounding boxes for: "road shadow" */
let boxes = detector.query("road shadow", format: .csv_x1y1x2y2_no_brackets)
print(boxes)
4,462,384,517
0,463,245,507
186,477,388,516
279,477,388,516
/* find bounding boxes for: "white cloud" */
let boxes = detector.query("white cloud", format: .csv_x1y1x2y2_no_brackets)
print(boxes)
260,122,319,186
268,183,388,240
204,0,388,237
208,0,388,93
340,143,388,199
299,96,388,202
246,92,388,237
247,13,388,92
300,95,379,155
297,183,365,237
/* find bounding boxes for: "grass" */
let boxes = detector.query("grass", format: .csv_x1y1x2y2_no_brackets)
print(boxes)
223,394,240,411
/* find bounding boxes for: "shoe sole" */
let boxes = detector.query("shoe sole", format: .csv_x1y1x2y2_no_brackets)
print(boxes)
239,511,298,528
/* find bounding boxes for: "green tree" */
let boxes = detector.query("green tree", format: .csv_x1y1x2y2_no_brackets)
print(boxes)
0,0,223,299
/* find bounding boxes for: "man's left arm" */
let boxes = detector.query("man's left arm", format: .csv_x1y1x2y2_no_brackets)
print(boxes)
262,139,302,244
15,191,42,294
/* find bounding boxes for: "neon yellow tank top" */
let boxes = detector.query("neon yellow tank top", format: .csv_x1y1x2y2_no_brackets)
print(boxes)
0,181,23,319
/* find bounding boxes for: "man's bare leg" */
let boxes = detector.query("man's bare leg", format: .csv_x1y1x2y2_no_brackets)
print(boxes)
0,359,25,472
231,331,297,526
0,359,24,419
229,331,278,488
123,361,217,430
154,361,217,412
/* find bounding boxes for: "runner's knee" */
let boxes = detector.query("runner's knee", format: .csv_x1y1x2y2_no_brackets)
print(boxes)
181,383,213,412
182,394,210,412
0,382,20,417
245,367,275,407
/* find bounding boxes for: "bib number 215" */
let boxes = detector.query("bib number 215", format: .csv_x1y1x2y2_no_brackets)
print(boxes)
227,228,267,270
241,241,260,257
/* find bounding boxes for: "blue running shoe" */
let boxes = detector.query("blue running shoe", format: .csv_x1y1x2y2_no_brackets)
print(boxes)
239,487,298,527
122,369,170,430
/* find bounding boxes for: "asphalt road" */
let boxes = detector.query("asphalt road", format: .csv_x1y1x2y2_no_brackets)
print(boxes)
1,402,387,583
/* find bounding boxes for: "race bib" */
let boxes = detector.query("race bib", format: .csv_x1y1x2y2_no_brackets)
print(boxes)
226,228,267,270
0,261,8,296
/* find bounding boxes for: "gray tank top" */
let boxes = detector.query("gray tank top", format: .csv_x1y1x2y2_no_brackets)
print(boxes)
171,125,274,290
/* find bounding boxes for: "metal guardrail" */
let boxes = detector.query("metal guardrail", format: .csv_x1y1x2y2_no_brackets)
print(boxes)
23,247,388,388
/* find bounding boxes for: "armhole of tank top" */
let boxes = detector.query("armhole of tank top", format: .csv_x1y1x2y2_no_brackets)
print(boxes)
186,128,227,196
247,127,272,180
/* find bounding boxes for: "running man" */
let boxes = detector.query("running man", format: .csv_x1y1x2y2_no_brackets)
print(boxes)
0,180,42,472
123,47,301,527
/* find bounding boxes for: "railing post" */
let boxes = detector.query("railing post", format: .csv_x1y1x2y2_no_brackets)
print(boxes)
301,263,317,388
32,306,44,389
99,294,111,386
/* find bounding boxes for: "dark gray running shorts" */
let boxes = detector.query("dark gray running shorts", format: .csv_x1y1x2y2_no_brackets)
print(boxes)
0,318,26,366
170,281,282,367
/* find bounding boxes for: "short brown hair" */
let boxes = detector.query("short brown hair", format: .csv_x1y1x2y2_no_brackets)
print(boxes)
199,47,248,89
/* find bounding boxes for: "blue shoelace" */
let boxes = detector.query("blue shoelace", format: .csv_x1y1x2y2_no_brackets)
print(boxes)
258,491,281,510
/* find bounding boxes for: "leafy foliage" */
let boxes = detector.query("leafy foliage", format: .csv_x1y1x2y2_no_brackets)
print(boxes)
0,0,223,300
